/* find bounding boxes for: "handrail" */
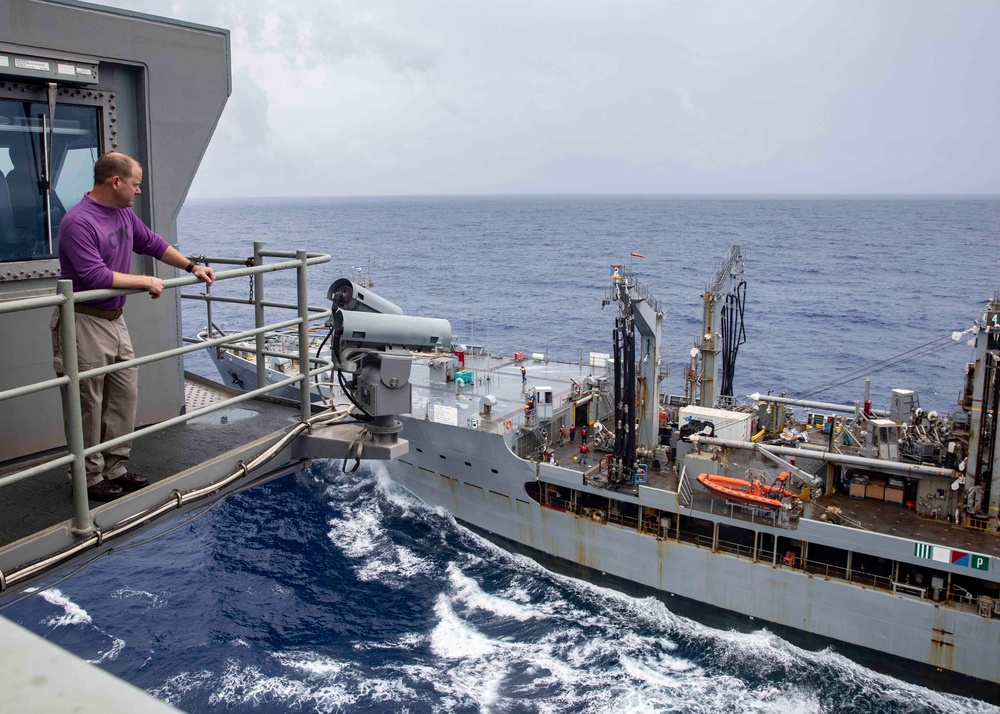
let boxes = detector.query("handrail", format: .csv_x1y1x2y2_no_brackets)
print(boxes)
0,247,331,535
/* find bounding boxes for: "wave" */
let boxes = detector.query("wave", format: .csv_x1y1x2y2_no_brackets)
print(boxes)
8,461,995,713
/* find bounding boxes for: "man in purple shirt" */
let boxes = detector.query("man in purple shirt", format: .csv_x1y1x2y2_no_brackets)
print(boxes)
53,152,215,501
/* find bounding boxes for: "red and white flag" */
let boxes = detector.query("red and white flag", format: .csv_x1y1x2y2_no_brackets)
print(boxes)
631,252,645,259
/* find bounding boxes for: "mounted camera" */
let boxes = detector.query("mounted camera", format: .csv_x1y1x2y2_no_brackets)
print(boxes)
328,279,451,444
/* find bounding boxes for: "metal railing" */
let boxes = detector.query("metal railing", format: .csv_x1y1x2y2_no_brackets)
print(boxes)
0,245,331,536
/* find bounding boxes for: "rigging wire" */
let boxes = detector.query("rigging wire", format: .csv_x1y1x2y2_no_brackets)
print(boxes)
793,334,964,400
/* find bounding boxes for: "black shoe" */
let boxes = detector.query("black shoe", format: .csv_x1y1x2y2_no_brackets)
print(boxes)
111,471,149,492
88,480,124,501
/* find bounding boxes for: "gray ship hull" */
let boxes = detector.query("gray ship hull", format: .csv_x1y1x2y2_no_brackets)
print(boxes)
387,416,1000,685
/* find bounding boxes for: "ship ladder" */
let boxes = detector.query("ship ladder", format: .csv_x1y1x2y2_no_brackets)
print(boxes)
678,466,694,507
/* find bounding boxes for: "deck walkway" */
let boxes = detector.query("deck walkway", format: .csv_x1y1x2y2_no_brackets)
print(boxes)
0,376,300,547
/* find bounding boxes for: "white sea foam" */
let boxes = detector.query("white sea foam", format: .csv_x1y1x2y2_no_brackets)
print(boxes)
351,631,425,651
147,669,214,706
326,492,432,586
326,503,383,559
272,650,346,677
446,563,541,622
110,587,167,608
368,461,427,512
430,593,497,660
325,486,995,712
356,542,432,583
38,588,91,627
400,558,840,713
208,657,355,712
353,675,418,704
86,636,126,664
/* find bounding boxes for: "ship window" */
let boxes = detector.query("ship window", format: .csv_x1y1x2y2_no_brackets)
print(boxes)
464,462,471,467
439,454,447,460
491,468,499,474
0,98,101,263
415,447,423,453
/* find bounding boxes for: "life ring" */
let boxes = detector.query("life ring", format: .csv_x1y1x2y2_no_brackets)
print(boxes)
504,420,512,430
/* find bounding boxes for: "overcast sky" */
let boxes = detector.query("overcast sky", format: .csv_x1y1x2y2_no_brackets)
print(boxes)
99,0,999,198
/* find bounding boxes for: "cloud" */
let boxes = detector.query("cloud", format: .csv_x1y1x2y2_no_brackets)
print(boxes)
95,0,1000,196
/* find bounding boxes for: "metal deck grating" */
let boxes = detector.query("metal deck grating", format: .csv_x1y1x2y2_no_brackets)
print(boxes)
185,379,230,411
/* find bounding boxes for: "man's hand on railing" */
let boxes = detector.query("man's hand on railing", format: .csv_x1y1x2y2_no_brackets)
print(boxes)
146,275,165,299
191,264,215,286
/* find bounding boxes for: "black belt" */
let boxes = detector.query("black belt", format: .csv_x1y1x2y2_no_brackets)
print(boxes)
76,304,124,320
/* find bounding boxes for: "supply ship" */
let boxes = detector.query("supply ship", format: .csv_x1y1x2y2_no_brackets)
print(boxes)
202,246,1000,694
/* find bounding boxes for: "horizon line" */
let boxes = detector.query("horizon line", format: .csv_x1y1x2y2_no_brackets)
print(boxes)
183,191,1000,202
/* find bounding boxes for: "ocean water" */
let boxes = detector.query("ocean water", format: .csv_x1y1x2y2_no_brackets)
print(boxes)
3,196,1000,712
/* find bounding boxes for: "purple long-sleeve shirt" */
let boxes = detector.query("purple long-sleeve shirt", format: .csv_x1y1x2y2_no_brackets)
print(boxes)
58,194,170,311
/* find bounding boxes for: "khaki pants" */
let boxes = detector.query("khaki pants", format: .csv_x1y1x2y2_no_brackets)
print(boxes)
51,309,137,486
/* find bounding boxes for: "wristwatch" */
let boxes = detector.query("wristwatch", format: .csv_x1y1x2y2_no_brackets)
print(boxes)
185,261,197,273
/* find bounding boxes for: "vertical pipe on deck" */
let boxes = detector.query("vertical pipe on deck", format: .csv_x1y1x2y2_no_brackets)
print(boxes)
296,249,310,422
752,531,758,562
205,265,214,340
712,522,719,551
58,281,93,534
254,241,266,392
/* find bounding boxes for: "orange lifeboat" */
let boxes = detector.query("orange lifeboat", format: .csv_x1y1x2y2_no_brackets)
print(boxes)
696,471,797,510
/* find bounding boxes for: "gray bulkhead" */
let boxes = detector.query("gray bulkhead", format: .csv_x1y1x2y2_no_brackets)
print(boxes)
0,0,230,460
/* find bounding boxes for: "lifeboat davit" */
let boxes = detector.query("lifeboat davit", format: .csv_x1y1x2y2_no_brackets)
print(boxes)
696,471,797,509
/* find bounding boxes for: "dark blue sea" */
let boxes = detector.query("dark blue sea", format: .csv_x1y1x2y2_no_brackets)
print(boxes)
4,196,1000,712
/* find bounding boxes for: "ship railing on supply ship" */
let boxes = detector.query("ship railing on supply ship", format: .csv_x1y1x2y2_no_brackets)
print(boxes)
181,242,334,392
713,535,757,560
842,570,893,592
676,528,715,550
0,245,331,537
702,495,784,526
